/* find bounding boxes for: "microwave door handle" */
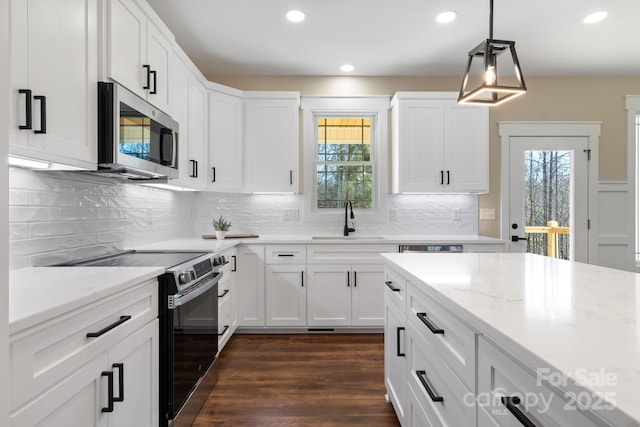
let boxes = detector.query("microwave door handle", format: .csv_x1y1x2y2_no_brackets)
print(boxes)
172,131,178,168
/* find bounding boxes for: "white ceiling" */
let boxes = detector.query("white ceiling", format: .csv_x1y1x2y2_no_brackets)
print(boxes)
146,0,640,77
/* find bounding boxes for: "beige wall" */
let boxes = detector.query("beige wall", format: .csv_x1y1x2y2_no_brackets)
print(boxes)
210,75,640,237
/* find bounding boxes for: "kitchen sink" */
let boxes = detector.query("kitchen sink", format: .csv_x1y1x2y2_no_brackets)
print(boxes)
311,235,386,240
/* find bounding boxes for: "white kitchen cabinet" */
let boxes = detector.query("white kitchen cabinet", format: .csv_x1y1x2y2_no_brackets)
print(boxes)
244,93,300,193
168,53,192,184
265,265,306,326
9,279,159,427
236,245,265,327
9,0,98,170
108,0,173,113
208,90,244,192
384,292,407,426
218,248,238,351
306,264,384,327
391,92,488,193
186,78,208,187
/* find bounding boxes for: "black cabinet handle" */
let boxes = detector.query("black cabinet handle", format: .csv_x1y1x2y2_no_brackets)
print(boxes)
112,363,124,402
190,160,198,178
232,255,237,272
218,325,229,336
416,312,444,334
440,170,444,185
353,271,357,287
150,70,157,94
301,271,304,287
18,89,32,130
101,371,115,412
396,327,405,357
143,65,151,90
277,254,295,257
87,315,131,338
416,370,443,402
511,235,528,242
446,170,450,185
385,280,401,292
346,271,350,287
289,170,293,185
218,289,229,298
34,95,46,134
501,396,535,427
211,167,216,182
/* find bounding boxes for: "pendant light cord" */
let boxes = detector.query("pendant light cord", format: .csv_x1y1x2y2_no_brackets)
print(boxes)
489,0,494,40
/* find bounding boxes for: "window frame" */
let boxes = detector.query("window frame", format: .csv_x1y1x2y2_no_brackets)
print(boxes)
301,96,389,222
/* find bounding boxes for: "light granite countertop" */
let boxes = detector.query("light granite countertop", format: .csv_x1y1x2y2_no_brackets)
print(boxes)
9,266,164,335
382,252,640,426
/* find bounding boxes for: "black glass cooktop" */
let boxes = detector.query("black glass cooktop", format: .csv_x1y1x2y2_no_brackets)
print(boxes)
56,250,209,269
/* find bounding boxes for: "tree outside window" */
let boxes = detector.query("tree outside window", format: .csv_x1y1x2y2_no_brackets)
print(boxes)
316,117,373,209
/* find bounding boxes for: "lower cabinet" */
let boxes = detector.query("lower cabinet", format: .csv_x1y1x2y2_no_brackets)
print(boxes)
266,264,306,326
236,244,265,327
306,264,384,327
10,279,159,427
218,248,238,351
384,293,407,426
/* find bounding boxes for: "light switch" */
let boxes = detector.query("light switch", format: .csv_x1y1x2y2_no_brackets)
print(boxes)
480,208,496,220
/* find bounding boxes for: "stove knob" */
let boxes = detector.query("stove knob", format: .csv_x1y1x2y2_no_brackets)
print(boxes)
190,270,196,281
220,255,227,265
178,271,189,285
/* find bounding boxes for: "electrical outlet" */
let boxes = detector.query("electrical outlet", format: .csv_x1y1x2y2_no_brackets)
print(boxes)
389,208,398,222
283,209,299,221
479,208,496,220
452,208,461,221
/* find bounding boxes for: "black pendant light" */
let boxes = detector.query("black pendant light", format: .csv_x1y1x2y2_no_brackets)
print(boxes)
457,0,527,106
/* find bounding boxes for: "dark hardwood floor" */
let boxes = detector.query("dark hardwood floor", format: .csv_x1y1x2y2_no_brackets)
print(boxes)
193,334,401,427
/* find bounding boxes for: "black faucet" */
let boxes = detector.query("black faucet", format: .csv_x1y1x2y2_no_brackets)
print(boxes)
344,200,356,236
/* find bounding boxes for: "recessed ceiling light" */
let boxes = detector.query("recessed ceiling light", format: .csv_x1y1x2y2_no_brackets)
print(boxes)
286,10,305,23
583,10,608,24
340,64,355,72
436,11,457,24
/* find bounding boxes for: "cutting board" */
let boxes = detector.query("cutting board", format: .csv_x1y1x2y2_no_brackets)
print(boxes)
202,234,259,239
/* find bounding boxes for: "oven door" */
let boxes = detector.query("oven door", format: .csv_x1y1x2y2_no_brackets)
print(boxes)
160,274,219,427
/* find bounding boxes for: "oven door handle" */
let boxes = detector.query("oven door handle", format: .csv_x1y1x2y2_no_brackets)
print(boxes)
172,272,222,307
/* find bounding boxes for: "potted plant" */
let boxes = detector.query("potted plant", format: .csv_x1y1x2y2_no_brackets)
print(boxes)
212,215,232,240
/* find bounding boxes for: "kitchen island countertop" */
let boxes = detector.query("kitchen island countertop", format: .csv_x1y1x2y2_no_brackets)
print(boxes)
382,252,640,426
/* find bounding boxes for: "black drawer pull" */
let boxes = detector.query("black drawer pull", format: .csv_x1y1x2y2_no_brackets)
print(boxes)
301,271,304,287
34,95,46,134
346,271,350,287
353,271,357,287
18,89,32,129
87,315,131,338
416,312,444,334
277,254,295,257
440,170,444,185
150,70,157,94
101,371,114,412
446,170,450,185
211,167,216,182
416,370,443,402
501,396,535,427
396,327,405,357
218,289,229,298
112,363,124,402
232,255,237,272
218,325,229,336
143,65,151,89
385,280,400,292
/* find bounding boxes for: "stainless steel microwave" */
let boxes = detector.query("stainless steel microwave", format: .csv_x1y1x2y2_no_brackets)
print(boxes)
97,82,178,180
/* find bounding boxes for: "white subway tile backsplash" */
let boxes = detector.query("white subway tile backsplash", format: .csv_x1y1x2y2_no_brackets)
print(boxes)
9,168,195,269
9,168,478,269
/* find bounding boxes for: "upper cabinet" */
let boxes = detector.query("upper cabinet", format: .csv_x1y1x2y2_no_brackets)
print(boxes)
187,78,209,188
244,93,300,193
391,92,489,193
108,0,173,113
208,90,244,192
9,0,98,170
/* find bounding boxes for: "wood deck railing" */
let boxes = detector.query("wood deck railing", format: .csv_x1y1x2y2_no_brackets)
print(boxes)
525,220,570,258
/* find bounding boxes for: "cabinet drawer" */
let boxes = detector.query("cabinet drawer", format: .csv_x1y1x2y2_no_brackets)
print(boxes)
384,267,407,311
10,279,158,410
307,244,396,264
478,337,605,427
218,295,231,341
217,273,231,306
407,282,476,391
406,321,476,427
265,245,307,264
